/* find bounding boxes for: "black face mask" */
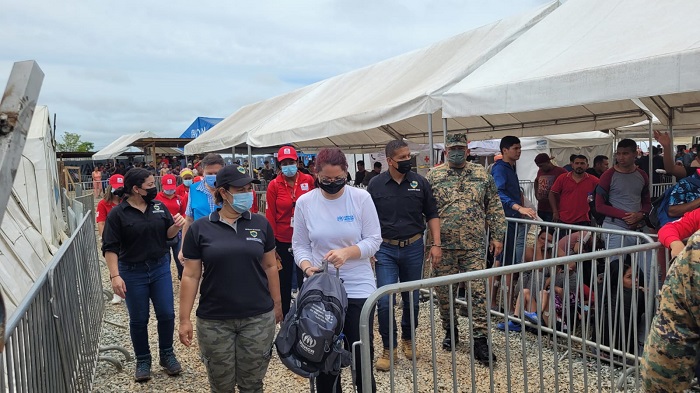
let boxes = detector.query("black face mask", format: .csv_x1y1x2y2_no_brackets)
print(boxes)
141,187,158,203
317,179,346,195
395,159,412,174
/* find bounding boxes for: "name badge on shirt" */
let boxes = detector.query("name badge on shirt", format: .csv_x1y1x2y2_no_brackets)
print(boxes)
300,183,309,191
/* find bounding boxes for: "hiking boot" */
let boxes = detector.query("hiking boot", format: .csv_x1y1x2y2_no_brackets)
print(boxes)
401,339,420,360
134,357,152,382
375,348,398,372
473,337,496,366
442,327,459,351
159,348,182,376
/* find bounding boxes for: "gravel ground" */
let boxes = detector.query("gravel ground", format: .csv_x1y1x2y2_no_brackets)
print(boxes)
92,245,638,392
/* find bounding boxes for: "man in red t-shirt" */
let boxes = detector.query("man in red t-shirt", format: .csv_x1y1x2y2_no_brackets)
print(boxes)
534,153,567,222
156,174,188,280
549,155,599,226
265,146,315,316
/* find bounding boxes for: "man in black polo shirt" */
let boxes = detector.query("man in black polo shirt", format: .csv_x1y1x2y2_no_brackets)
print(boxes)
367,140,441,372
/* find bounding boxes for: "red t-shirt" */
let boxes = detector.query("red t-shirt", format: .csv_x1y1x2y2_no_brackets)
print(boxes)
155,192,187,217
550,172,599,224
535,166,567,212
658,208,700,248
175,184,190,199
265,173,315,243
96,199,118,223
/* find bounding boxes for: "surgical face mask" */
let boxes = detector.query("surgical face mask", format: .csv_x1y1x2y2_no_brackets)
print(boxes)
447,149,466,165
227,191,254,213
395,159,412,174
281,164,298,178
163,189,176,196
183,179,193,187
204,175,217,188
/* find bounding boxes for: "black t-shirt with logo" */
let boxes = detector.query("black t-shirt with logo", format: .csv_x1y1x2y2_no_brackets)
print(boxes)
182,210,276,319
102,200,174,263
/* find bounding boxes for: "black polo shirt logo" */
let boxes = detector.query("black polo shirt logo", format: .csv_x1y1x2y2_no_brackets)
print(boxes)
246,228,263,244
408,180,421,192
152,204,165,213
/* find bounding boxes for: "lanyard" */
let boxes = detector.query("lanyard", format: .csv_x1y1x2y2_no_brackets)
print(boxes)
284,174,300,206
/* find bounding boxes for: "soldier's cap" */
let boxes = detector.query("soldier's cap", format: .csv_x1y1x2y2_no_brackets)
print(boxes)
446,133,468,147
215,164,260,188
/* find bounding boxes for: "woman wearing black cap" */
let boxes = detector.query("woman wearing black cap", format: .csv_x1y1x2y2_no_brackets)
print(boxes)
179,164,282,392
102,168,186,382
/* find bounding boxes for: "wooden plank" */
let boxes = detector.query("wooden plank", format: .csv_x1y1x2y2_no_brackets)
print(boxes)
0,60,44,349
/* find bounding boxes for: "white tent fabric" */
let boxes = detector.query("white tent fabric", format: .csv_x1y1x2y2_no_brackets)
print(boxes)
441,0,700,139
92,131,156,160
468,131,612,181
2,106,66,317
184,2,557,154
185,84,318,155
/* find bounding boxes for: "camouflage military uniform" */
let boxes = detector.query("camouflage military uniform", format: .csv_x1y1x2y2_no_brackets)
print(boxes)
426,134,507,338
642,231,700,392
197,311,276,393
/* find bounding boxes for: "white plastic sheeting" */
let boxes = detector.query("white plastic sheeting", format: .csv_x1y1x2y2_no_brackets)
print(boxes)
184,2,558,154
2,106,66,317
92,130,156,160
442,0,700,138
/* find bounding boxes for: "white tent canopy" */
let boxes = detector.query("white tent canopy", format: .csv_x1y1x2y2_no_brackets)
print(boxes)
92,131,156,160
441,0,700,139
185,2,557,155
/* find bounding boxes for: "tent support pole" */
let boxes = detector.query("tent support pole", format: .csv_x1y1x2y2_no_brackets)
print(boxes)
232,147,236,164
442,118,448,146
428,113,435,167
247,144,253,177
648,115,654,191
669,109,675,184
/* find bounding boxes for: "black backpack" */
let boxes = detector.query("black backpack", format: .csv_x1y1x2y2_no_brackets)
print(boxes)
275,261,351,381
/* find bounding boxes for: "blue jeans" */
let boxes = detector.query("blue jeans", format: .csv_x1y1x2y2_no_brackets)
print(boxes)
499,221,526,266
119,253,175,360
375,237,424,349
168,232,183,280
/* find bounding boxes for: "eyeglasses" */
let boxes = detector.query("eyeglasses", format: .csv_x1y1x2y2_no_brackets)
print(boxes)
318,176,346,186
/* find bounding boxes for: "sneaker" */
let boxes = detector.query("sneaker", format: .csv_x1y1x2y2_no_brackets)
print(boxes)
496,320,521,332
523,311,539,325
134,358,152,382
375,348,397,372
159,348,182,376
111,294,123,304
401,339,420,360
473,337,496,366
442,327,459,351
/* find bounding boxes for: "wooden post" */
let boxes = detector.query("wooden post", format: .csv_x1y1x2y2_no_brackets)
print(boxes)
0,60,44,352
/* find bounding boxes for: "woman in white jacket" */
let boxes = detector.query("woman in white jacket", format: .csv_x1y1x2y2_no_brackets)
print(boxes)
293,147,382,393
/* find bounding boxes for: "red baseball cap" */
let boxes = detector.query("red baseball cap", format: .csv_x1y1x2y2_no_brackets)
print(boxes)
278,146,298,162
161,174,177,190
109,174,124,189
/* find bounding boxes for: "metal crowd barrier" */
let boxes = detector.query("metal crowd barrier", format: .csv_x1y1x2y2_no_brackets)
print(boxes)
0,213,124,392
355,218,664,392
650,182,673,199
255,191,266,214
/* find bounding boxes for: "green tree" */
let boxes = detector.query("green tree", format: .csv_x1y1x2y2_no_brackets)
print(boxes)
56,132,94,152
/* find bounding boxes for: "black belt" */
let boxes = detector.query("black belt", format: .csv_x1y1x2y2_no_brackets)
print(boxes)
382,233,422,247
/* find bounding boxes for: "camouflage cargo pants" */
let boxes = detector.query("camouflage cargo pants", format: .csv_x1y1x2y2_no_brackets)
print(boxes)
197,311,276,393
433,249,488,338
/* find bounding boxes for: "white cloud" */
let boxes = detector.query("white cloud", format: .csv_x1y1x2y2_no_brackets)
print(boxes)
0,0,550,149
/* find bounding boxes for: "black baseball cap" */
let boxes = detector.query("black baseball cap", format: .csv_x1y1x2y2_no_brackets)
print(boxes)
215,164,260,188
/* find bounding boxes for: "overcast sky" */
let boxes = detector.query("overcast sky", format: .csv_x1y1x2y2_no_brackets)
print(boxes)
1,0,550,149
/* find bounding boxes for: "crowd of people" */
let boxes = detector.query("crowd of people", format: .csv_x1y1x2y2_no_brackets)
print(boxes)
95,130,700,392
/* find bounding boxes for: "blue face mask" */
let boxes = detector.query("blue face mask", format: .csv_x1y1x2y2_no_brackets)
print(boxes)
204,175,217,188
228,191,254,213
183,179,193,187
281,164,298,178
